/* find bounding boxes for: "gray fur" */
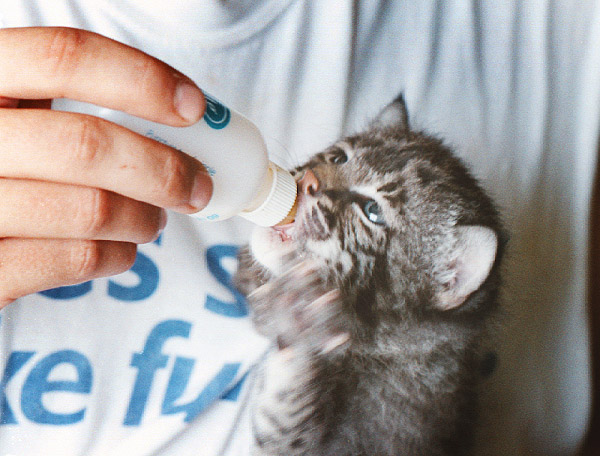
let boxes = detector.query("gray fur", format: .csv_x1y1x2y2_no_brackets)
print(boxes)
235,96,506,456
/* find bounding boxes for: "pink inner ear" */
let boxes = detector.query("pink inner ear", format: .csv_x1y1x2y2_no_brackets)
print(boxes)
437,226,498,310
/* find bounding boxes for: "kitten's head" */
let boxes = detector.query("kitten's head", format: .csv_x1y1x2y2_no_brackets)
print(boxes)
247,96,505,317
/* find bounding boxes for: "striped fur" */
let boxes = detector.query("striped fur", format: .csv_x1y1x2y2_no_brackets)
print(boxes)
235,97,506,456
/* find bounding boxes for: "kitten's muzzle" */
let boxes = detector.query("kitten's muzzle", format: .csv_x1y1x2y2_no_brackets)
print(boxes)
270,169,323,243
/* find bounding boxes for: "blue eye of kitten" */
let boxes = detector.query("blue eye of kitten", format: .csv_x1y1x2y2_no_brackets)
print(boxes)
330,152,347,164
362,200,385,225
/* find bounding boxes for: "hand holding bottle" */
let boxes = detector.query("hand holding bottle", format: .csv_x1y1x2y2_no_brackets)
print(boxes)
0,27,213,308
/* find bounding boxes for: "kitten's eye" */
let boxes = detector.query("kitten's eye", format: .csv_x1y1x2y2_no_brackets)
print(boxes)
327,150,347,164
362,200,385,225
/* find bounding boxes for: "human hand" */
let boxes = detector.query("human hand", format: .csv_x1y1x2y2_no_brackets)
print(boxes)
0,27,212,308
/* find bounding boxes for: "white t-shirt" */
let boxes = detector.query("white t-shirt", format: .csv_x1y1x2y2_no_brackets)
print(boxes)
0,1,598,455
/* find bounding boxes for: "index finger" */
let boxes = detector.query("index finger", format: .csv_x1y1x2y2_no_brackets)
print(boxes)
0,27,205,126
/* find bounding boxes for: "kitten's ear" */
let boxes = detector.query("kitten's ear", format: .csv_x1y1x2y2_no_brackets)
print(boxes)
371,93,410,134
436,226,498,310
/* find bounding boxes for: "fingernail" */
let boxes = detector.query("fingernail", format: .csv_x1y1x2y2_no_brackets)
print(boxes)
321,333,351,354
174,80,204,123
190,169,213,211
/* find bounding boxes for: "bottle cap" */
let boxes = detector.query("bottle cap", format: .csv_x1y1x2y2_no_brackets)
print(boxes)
239,162,297,226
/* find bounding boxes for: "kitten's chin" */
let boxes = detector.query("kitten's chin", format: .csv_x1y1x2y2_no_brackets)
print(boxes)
250,226,296,275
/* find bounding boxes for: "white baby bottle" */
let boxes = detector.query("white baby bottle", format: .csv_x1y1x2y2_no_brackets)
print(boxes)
52,93,297,226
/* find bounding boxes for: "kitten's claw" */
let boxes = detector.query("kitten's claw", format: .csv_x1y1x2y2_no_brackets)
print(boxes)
248,260,351,356
321,333,351,354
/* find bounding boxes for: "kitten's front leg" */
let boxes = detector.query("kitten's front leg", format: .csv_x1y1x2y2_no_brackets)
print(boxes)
251,347,327,455
248,262,350,455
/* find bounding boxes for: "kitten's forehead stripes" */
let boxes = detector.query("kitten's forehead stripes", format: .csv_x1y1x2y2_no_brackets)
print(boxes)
374,179,408,208
383,189,408,207
322,188,373,206
377,182,398,193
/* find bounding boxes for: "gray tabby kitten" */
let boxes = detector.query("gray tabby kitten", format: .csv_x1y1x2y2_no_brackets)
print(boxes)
235,96,506,456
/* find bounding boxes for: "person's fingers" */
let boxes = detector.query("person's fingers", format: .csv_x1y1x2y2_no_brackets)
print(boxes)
0,238,137,309
0,178,166,242
0,26,213,308
0,108,212,213
0,27,205,125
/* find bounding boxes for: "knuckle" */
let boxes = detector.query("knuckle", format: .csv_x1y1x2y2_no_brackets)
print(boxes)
76,187,113,238
42,28,86,79
68,115,108,167
133,56,166,97
69,240,104,280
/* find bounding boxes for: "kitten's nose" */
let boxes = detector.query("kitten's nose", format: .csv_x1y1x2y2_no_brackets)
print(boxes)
298,169,320,196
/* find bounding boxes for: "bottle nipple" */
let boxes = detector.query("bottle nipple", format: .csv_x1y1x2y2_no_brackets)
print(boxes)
275,199,297,226
239,162,297,226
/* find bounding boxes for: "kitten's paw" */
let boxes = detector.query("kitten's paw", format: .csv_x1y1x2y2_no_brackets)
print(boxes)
249,261,350,355
275,286,350,355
